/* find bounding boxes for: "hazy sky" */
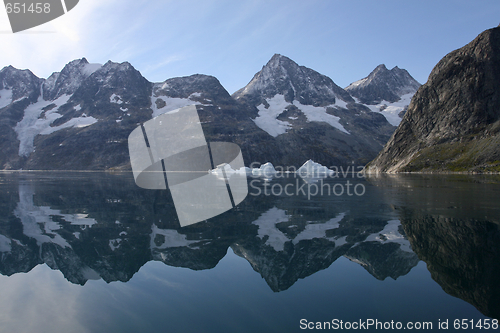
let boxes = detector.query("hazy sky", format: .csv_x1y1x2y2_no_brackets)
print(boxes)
0,0,499,93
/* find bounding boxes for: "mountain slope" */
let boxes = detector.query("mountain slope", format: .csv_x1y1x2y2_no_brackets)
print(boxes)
232,54,396,167
367,27,500,173
345,64,420,104
345,64,421,126
233,53,354,106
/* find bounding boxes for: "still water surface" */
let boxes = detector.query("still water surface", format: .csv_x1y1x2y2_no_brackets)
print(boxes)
0,172,498,332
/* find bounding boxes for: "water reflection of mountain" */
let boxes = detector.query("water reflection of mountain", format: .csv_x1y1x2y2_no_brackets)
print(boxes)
0,172,418,291
368,174,500,319
401,209,500,320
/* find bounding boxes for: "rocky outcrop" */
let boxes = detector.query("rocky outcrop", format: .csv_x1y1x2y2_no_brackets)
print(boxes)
367,27,500,173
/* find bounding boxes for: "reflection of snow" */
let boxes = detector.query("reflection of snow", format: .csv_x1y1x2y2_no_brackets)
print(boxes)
109,238,122,251
14,183,97,249
252,207,291,251
365,219,412,252
252,207,347,251
293,213,346,245
0,234,11,252
150,224,201,249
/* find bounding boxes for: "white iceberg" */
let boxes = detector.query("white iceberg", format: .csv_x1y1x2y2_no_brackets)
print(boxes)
210,163,250,179
251,162,277,178
297,160,335,178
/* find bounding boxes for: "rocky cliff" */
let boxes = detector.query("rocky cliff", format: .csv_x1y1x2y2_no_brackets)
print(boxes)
367,27,500,173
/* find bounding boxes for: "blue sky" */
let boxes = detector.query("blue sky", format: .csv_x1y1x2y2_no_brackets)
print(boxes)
0,0,499,93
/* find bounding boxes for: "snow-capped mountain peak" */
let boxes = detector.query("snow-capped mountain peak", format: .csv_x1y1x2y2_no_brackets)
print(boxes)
345,64,420,105
234,53,353,106
42,58,102,101
0,65,42,104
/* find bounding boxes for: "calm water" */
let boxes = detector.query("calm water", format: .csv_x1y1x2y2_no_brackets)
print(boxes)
0,171,499,332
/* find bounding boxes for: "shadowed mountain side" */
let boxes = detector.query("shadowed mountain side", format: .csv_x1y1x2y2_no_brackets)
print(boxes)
367,27,500,173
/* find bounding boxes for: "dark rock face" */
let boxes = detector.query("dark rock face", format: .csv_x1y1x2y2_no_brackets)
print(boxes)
345,64,420,105
367,27,500,173
42,58,96,100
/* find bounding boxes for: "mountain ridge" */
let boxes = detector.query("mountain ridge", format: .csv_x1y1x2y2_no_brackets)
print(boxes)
0,55,419,170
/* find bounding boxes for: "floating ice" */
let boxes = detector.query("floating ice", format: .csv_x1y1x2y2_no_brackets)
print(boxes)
251,162,277,178
297,159,335,178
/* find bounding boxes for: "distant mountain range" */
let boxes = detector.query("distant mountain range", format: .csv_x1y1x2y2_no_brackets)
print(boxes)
0,55,420,170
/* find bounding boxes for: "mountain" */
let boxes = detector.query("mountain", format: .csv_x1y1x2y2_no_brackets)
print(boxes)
233,53,354,106
0,54,419,170
345,64,420,104
345,64,420,126
150,74,277,166
0,66,42,169
367,27,500,173
233,54,398,167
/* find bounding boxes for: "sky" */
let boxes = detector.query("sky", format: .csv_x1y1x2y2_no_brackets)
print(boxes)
0,0,499,94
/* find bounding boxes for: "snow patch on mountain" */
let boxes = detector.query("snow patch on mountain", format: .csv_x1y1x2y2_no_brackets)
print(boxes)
83,63,102,76
298,101,349,134
0,89,13,109
15,93,98,157
254,95,292,137
110,93,123,104
40,115,98,135
364,93,413,126
150,92,210,118
347,77,368,88
253,94,349,137
15,94,72,157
